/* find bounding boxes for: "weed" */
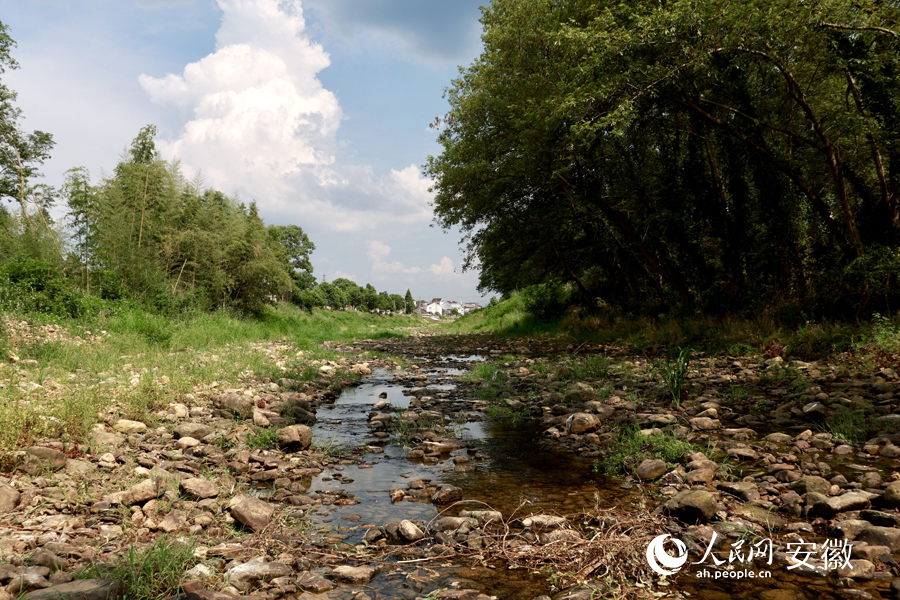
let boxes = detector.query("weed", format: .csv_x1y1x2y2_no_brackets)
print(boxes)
75,536,197,600
247,426,280,449
310,436,346,458
653,348,691,406
604,424,699,475
823,407,868,445
483,402,524,423
577,354,612,379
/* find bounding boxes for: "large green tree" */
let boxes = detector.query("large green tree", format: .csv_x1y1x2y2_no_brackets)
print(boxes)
426,0,900,318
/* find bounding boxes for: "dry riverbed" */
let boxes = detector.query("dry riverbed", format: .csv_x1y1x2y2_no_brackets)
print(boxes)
0,325,898,600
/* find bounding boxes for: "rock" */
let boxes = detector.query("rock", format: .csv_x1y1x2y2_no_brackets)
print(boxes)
809,492,873,518
22,579,120,600
116,478,162,506
215,393,254,418
23,447,67,473
856,526,900,552
176,437,200,449
522,515,568,530
158,510,187,532
432,517,478,531
280,400,316,425
718,481,760,502
789,476,831,496
686,469,716,485
837,560,875,580
834,520,873,540
173,423,213,440
229,494,275,531
65,459,96,475
884,481,900,508
331,565,377,584
252,409,270,427
566,413,598,434
689,417,721,431
0,483,20,514
662,490,719,524
30,550,68,571
90,428,124,449
295,573,334,593
6,571,50,594
635,459,667,481
180,478,218,500
114,419,146,434
726,447,759,461
398,520,425,542
431,484,463,505
764,432,793,443
801,402,828,420
881,444,900,458
226,560,291,583
275,425,311,449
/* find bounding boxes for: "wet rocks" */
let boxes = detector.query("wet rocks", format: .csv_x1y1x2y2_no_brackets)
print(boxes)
808,491,873,518
331,565,377,584
431,484,463,505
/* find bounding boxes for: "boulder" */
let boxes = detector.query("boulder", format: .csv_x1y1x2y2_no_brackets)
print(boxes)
884,481,900,508
855,526,900,552
398,520,425,542
23,447,67,473
0,482,20,514
113,419,146,434
809,492,873,518
331,565,378,584
789,476,831,496
119,478,162,506
635,459,667,481
229,494,275,531
275,425,312,449
173,423,213,440
431,484,463,505
22,579,121,600
226,560,291,583
215,392,255,418
566,413,598,434
180,478,218,500
662,490,719,524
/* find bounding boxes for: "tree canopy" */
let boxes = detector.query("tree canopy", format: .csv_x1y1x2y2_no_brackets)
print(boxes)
426,0,900,318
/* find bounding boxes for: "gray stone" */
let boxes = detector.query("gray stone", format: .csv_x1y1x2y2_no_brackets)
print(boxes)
24,447,67,473
180,478,218,499
856,526,900,552
118,478,162,506
22,579,121,600
90,429,124,449
173,423,213,440
158,510,187,532
215,393,255,418
432,516,478,532
884,481,900,508
229,494,275,531
431,484,463,505
789,476,831,496
0,482,20,514
398,519,425,542
113,419,146,434
662,490,719,524
275,425,312,449
331,565,378,584
726,447,759,461
809,492,873,518
718,481,760,502
635,459,667,481
226,560,291,583
837,560,875,580
566,413,598,434
689,417,721,430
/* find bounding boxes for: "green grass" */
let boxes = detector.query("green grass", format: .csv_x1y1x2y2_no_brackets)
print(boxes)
822,407,868,445
75,536,198,600
483,402,525,422
653,348,691,407
603,424,700,476
0,303,419,453
246,425,281,449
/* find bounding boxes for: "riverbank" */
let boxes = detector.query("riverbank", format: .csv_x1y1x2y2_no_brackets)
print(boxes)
0,314,898,600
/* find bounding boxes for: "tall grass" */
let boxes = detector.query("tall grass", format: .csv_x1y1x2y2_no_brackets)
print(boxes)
0,303,419,453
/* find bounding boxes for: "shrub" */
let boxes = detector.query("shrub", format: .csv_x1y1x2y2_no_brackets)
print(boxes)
520,282,568,319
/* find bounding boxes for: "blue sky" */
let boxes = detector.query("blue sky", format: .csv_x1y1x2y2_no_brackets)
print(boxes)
3,0,489,303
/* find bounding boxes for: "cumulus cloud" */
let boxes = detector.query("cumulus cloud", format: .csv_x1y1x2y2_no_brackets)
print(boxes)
139,0,437,233
330,270,357,282
428,256,458,279
367,240,420,276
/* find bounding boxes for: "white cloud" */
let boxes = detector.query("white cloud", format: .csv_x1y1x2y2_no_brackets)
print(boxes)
139,0,437,234
367,240,420,276
428,256,458,279
330,270,357,282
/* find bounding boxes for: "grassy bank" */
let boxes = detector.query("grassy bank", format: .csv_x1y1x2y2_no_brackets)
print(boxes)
449,293,900,360
0,303,421,454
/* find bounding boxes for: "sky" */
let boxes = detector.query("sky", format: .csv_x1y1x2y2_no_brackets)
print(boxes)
2,0,490,303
